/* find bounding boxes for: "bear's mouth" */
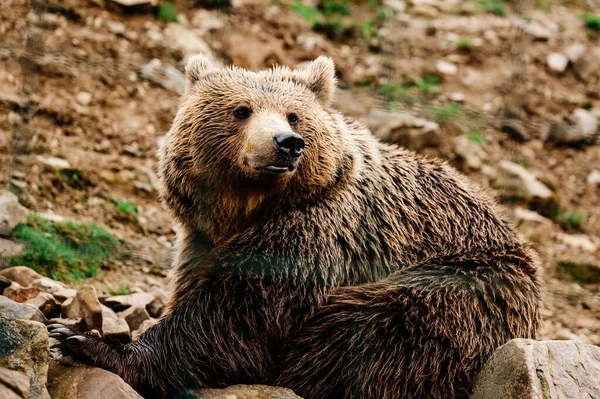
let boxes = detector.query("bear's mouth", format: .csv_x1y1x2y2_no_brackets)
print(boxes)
261,163,295,174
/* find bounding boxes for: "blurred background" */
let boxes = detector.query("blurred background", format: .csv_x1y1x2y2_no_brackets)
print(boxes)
1,0,599,344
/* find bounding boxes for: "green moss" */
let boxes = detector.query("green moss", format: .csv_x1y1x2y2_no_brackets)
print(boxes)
115,200,138,216
582,13,600,31
557,260,600,284
557,212,586,229
157,2,178,23
8,215,120,282
108,285,131,296
480,0,506,16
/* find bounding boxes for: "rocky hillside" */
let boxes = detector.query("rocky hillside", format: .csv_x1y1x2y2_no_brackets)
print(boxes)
0,0,599,397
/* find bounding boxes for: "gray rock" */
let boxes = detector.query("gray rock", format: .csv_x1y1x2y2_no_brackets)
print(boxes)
494,161,553,201
35,156,71,171
52,288,77,303
454,136,486,171
163,23,213,59
513,207,553,242
470,339,600,399
587,169,600,186
62,285,102,331
0,296,47,323
25,293,61,319
573,47,600,82
131,319,157,341
0,192,28,237
565,42,586,63
0,366,29,399
29,277,66,294
194,385,302,399
108,0,157,6
545,109,598,145
0,267,43,287
547,52,568,73
140,59,186,94
0,238,24,258
101,306,130,343
102,292,155,312
0,318,50,399
367,110,440,151
117,306,150,331
47,362,143,399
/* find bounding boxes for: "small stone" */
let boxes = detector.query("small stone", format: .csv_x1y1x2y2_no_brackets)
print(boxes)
102,292,155,312
0,192,28,236
513,208,553,241
367,110,440,151
409,4,439,17
118,306,150,331
557,233,598,253
195,385,303,399
35,156,71,171
75,92,92,106
163,23,212,59
523,20,553,40
25,293,61,319
573,47,600,82
29,278,66,294
109,0,157,5
587,169,600,186
547,52,568,73
0,366,30,399
0,238,24,257
52,288,77,303
495,161,553,200
454,136,486,171
564,42,586,63
101,306,130,343
0,319,50,399
140,59,186,95
62,285,103,331
3,284,40,303
436,59,458,75
105,20,126,36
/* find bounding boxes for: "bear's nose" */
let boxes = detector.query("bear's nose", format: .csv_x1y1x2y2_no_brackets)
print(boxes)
273,132,305,159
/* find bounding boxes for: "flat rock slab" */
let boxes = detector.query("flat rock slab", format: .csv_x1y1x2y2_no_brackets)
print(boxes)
0,366,29,399
47,362,143,399
0,296,47,323
470,339,600,399
0,267,43,287
194,385,302,399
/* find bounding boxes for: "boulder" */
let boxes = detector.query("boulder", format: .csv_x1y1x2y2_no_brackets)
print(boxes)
47,362,143,399
62,285,102,331
29,277,66,294
0,238,24,258
118,306,150,331
0,367,29,399
367,110,440,151
470,339,600,399
194,385,303,399
52,288,77,303
0,296,47,323
25,293,61,319
0,192,28,237
102,306,130,343
0,318,50,399
0,267,43,287
102,292,155,312
131,319,157,341
3,284,40,303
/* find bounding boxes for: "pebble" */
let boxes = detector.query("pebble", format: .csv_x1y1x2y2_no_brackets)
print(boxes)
547,53,569,73
436,59,458,75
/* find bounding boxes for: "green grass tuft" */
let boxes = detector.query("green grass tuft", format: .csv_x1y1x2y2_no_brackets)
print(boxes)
414,74,440,96
480,0,506,16
157,2,178,23
466,130,485,145
426,103,464,123
582,13,600,31
557,212,586,229
108,285,131,296
377,82,412,104
8,215,120,282
457,37,472,50
115,200,138,216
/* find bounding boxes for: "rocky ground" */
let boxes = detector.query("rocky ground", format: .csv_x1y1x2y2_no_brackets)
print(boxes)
0,0,599,397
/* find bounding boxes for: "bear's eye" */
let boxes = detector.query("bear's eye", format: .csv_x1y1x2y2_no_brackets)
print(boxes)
288,113,299,126
234,106,251,119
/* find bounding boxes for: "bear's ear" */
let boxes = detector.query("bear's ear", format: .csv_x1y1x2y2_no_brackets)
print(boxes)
185,54,217,85
296,56,337,105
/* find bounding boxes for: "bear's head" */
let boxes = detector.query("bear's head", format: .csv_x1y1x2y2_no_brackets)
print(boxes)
159,56,351,235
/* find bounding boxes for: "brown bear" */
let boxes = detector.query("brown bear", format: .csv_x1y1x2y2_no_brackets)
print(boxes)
49,56,541,399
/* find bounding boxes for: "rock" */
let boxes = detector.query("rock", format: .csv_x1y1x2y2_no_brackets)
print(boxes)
0,276,11,294
557,259,600,284
454,136,486,170
105,20,126,36
565,42,586,63
470,339,600,399
409,4,439,17
367,110,440,151
146,287,168,318
587,169,600,186
545,109,598,145
0,238,24,258
0,318,50,399
117,306,150,331
164,23,213,59
140,59,186,95
35,155,71,171
101,306,130,343
557,233,599,253
29,277,66,294
0,192,28,236
25,293,61,319
194,385,302,399
573,47,600,82
47,362,143,399
436,59,458,75
523,20,553,40
494,161,556,214
4,284,40,302
52,288,77,303
0,267,42,288
62,285,102,331
0,366,29,399
75,92,92,106
0,296,47,323
500,118,530,142
109,0,157,6
513,207,553,241
547,52,568,73
191,9,225,36
102,292,155,312
131,319,157,341
47,317,79,327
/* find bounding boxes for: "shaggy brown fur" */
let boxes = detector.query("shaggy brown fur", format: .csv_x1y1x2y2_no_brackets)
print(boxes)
49,56,541,399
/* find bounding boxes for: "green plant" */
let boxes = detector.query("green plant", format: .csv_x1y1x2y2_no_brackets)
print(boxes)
426,103,464,123
466,131,485,145
557,212,586,229
377,82,412,104
456,37,471,50
520,157,530,169
108,285,131,296
359,20,376,43
480,0,506,16
414,74,440,96
157,2,178,23
582,13,600,31
115,200,138,216
536,1,551,12
8,215,120,282
290,1,322,25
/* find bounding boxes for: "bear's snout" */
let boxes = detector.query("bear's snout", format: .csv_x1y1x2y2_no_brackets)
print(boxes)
273,132,304,159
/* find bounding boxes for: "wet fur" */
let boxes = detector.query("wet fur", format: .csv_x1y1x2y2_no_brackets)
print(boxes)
52,56,541,399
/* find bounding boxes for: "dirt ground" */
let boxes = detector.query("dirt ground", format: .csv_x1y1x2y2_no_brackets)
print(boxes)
1,0,599,344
